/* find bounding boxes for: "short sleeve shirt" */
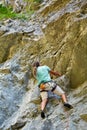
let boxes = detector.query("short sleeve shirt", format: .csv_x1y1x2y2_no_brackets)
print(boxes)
36,65,51,85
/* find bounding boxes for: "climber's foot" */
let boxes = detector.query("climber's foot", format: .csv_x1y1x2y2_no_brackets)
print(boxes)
41,111,45,119
64,103,73,109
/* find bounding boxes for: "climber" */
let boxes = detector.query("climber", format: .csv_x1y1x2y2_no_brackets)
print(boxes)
33,61,73,119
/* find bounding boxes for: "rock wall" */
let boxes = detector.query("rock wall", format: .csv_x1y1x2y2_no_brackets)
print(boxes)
37,0,87,88
0,0,87,130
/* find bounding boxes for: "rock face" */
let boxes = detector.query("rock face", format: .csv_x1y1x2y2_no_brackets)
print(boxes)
0,0,87,130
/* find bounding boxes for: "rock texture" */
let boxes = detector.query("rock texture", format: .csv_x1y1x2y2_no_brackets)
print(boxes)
0,0,87,130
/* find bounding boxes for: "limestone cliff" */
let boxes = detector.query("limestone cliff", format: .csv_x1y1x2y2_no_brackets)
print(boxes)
0,0,87,130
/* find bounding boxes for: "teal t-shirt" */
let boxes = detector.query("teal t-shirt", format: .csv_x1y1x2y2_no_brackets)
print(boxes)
36,65,51,86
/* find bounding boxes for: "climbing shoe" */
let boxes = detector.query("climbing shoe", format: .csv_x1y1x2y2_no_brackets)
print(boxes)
64,103,73,109
41,111,45,119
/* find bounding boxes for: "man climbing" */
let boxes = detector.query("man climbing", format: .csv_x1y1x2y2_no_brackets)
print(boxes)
33,61,73,119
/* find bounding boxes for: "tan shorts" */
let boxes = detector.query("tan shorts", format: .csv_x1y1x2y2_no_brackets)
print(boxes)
40,81,64,100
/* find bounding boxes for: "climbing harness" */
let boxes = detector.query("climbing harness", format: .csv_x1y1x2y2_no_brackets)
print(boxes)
39,80,57,92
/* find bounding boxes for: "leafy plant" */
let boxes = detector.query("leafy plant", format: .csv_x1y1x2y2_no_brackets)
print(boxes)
0,4,15,19
0,4,33,20
0,0,43,20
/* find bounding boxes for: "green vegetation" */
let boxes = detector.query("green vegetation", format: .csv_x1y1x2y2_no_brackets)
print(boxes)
0,0,43,20
0,4,33,20
0,4,15,20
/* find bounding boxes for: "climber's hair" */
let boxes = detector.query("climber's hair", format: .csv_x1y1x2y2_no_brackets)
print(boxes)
33,61,40,67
